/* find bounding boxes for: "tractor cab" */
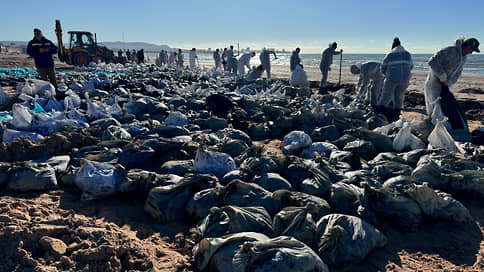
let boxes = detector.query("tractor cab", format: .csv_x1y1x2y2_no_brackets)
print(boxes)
69,31,96,55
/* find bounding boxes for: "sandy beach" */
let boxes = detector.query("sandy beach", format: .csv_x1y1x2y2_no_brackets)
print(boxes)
1,52,484,272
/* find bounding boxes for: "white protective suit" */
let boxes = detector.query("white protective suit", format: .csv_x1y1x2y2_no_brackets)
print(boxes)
226,48,234,72
168,52,176,66
259,49,276,78
378,45,413,109
213,51,221,70
177,52,184,70
424,38,466,115
319,46,341,87
189,50,197,69
353,62,384,105
290,50,301,71
237,53,253,76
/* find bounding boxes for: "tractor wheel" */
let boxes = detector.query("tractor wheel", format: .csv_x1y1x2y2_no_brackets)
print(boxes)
72,53,90,67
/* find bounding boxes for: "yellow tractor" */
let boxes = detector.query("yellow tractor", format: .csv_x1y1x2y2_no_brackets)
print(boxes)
55,20,115,66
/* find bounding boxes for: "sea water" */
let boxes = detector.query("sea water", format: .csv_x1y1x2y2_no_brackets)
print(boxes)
146,52,484,75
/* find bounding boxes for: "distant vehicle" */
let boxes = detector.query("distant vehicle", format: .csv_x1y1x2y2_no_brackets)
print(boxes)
55,20,115,66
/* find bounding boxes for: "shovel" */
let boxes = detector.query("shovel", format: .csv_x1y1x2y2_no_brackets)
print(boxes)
338,51,343,86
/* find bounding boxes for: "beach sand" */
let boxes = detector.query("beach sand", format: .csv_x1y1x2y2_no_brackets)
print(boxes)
1,52,484,272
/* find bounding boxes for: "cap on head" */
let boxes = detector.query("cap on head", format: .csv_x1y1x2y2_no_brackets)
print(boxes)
350,64,360,74
463,38,480,53
392,37,401,49
33,28,41,33
332,42,337,48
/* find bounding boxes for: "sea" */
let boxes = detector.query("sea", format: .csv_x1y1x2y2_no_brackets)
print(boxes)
145,52,484,75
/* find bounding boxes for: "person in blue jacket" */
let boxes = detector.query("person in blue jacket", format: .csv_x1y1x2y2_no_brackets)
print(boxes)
377,37,413,121
27,28,58,89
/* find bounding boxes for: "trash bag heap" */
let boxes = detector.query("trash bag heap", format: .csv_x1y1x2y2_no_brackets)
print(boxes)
0,61,483,271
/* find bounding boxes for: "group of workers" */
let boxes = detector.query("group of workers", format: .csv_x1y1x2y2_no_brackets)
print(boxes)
117,49,145,64
26,26,481,141
349,36,479,140
157,48,198,70
210,46,278,78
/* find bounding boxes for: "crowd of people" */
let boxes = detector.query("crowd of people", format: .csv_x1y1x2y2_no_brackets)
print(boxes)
348,37,479,141
25,26,480,142
116,48,145,64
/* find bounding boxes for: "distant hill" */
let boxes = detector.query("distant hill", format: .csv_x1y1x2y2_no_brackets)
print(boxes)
1,41,28,47
1,41,172,52
99,42,172,52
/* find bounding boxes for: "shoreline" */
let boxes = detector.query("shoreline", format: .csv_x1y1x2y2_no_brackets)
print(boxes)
197,61,484,100
1,53,483,102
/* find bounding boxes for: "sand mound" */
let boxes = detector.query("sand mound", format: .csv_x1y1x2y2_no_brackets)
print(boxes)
0,190,190,272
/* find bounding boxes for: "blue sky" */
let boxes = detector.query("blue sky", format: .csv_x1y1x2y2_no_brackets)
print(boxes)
1,0,483,53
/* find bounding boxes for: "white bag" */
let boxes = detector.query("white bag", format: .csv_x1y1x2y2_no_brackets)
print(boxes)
282,130,312,155
430,97,445,126
106,97,123,118
86,97,110,119
428,119,461,153
9,104,33,129
374,123,395,136
75,159,118,200
64,90,81,110
18,79,55,98
193,147,236,178
165,111,188,126
393,122,425,152
301,142,338,159
290,65,309,87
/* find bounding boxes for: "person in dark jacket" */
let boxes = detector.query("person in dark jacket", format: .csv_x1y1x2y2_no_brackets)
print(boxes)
126,49,131,61
137,49,145,63
27,28,58,89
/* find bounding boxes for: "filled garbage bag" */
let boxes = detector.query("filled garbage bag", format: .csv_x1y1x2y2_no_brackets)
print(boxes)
233,236,329,272
428,119,461,153
9,104,33,129
145,174,219,222
195,206,273,240
406,183,473,223
75,159,118,200
393,122,426,152
18,79,56,98
290,65,309,87
194,147,236,179
282,130,312,155
164,110,188,126
273,206,317,248
272,189,331,221
223,180,278,215
315,214,387,268
7,162,57,192
185,187,225,221
193,232,270,272
362,184,422,231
